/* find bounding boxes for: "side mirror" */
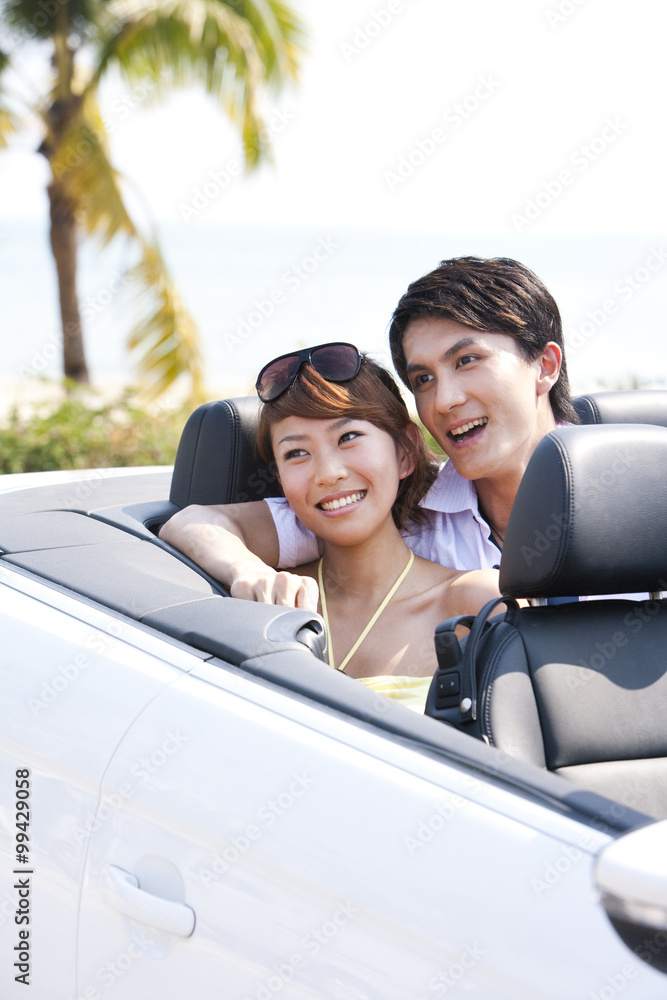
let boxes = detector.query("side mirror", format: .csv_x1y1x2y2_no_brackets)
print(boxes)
594,819,667,974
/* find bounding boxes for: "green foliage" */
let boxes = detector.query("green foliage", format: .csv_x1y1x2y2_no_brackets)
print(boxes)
418,421,446,458
0,390,188,473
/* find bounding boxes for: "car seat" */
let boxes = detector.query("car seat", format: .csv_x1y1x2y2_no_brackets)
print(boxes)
168,397,283,510
574,388,667,426
425,422,667,819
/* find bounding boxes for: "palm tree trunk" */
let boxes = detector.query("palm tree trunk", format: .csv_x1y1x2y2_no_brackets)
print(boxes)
44,20,89,385
47,177,89,383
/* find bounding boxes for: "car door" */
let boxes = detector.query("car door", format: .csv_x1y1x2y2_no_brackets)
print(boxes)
0,571,201,1000
77,657,667,1000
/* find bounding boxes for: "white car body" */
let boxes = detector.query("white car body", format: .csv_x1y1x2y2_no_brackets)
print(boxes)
0,466,665,1000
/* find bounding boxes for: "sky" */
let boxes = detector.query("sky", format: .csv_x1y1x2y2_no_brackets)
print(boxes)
1,0,666,396
2,0,666,233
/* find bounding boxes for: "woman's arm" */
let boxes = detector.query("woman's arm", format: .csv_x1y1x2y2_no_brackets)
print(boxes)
159,502,319,609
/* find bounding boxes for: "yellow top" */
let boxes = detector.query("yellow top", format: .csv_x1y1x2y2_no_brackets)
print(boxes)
356,674,432,713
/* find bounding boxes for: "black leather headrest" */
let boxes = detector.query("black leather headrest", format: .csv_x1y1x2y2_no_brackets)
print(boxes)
169,397,283,509
574,390,667,427
500,424,667,598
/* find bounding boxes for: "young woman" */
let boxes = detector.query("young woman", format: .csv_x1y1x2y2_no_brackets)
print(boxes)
252,342,501,712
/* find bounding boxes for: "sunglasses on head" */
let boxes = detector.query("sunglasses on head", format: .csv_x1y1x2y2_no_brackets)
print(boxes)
255,342,363,402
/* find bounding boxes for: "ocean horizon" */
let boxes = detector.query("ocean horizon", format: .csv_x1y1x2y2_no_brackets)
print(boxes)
2,220,666,407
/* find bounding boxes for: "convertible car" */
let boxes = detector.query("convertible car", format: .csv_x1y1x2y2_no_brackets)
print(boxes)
1,390,667,1000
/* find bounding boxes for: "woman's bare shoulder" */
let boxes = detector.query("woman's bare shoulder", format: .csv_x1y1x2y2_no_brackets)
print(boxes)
409,557,499,613
444,567,501,616
412,554,460,586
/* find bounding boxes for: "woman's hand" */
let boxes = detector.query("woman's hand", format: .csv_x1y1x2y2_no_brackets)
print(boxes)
229,560,319,610
160,503,319,610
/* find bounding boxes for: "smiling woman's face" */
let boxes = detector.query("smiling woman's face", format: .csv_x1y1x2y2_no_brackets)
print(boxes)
271,414,412,547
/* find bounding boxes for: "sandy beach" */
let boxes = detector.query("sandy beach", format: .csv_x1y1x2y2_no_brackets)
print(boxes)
0,376,251,421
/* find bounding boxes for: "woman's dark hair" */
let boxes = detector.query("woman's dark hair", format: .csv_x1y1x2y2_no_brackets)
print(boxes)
257,355,439,531
388,255,579,424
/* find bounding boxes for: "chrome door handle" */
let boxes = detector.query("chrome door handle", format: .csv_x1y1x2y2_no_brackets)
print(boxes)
102,865,195,937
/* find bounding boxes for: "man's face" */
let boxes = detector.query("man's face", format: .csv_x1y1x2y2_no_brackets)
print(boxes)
401,317,557,486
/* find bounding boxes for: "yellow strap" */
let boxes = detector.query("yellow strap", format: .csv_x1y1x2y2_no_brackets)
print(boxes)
318,550,414,673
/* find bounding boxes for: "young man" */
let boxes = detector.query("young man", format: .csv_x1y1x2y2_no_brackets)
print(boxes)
159,256,577,609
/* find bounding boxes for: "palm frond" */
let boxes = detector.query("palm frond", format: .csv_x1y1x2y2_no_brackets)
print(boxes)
0,48,20,147
126,241,205,403
1,0,103,42
53,91,134,246
89,0,302,167
218,0,305,84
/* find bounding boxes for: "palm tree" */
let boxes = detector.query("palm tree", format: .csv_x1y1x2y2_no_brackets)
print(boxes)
0,0,302,400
